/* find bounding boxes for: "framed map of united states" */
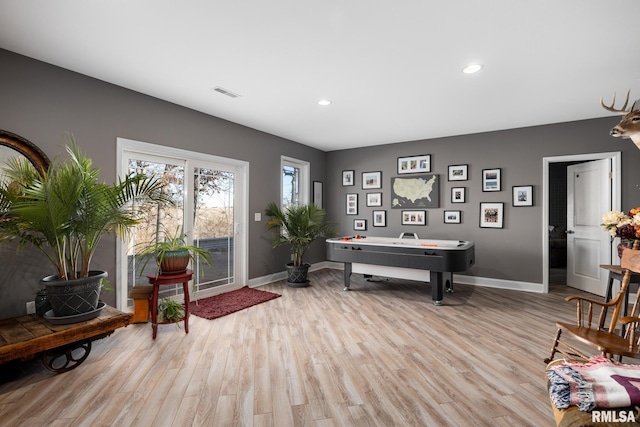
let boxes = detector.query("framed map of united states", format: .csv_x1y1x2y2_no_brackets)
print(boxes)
391,174,439,208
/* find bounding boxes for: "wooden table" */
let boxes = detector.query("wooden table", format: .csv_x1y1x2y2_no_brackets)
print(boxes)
147,270,193,339
0,305,133,372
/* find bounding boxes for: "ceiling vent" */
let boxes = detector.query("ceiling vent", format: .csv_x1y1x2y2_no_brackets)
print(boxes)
213,86,240,98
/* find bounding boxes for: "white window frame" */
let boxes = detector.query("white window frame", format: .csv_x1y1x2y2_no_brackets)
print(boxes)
116,137,249,310
281,156,310,208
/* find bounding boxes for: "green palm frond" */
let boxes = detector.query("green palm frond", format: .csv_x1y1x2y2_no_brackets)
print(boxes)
0,134,174,280
265,202,336,266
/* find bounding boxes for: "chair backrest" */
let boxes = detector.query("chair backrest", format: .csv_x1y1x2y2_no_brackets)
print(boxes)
618,247,640,324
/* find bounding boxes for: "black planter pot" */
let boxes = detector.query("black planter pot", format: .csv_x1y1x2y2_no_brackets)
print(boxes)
41,270,107,317
286,263,310,287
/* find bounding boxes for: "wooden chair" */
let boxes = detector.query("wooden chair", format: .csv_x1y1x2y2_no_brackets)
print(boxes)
544,245,640,363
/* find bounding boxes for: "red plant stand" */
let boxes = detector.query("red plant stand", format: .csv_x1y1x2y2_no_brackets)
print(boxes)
147,270,193,339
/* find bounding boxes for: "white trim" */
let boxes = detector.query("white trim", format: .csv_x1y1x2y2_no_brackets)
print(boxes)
115,137,249,310
281,155,310,206
249,263,543,294
542,151,621,294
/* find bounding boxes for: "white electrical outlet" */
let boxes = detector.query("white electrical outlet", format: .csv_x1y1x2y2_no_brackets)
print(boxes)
26,301,36,314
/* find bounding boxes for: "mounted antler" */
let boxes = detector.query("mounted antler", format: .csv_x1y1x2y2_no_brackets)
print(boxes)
601,90,640,149
600,90,637,114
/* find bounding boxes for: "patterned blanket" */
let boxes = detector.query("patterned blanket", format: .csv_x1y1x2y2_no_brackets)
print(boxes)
547,357,640,412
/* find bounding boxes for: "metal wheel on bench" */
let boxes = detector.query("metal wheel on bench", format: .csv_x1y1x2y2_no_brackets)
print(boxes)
42,339,92,373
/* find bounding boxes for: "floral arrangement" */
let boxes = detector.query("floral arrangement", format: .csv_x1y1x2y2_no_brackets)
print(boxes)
601,207,640,239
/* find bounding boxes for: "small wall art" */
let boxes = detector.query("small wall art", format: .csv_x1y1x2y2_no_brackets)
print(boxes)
362,171,382,189
346,193,358,215
482,168,501,192
448,164,468,181
342,170,355,186
444,210,461,224
451,187,465,203
354,219,367,231
372,210,386,227
398,154,431,174
512,185,533,206
479,202,504,228
401,210,426,225
366,192,382,207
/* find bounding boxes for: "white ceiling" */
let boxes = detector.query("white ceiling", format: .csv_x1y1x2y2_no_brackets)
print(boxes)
1,1,639,152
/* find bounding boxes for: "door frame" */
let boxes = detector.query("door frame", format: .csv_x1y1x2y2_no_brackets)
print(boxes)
115,137,249,311
542,151,621,293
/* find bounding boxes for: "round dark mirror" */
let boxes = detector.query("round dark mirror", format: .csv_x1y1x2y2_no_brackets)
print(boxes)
0,130,50,175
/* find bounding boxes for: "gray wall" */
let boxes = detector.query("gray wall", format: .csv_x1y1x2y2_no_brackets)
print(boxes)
2,47,639,318
326,120,640,284
0,48,326,318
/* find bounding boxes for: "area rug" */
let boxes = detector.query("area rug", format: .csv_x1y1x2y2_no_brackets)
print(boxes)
189,286,281,320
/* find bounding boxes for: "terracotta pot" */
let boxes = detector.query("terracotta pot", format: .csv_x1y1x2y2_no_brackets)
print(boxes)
159,250,190,274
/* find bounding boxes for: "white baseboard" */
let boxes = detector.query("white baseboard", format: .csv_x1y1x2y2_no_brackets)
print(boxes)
247,262,544,293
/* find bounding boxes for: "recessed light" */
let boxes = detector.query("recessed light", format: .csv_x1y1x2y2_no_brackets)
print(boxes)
462,64,484,74
317,99,331,106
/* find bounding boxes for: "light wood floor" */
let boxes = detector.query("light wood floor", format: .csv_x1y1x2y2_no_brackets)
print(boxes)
0,268,608,426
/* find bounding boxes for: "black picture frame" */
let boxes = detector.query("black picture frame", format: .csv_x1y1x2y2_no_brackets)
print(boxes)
401,210,426,225
362,171,382,189
444,210,461,224
354,219,367,231
372,210,386,227
397,154,431,174
346,193,358,215
366,192,382,207
512,185,533,207
342,170,355,186
479,202,504,228
451,187,465,203
482,168,501,192
448,164,468,181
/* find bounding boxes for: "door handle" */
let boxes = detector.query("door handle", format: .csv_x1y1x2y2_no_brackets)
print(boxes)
565,230,575,234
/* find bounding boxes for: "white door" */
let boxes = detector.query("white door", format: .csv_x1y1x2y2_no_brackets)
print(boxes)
566,159,612,296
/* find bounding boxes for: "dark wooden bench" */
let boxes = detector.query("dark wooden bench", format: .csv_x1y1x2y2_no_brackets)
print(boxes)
0,305,132,373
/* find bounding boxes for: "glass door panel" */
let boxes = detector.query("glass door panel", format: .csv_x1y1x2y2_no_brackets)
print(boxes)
192,167,235,292
127,158,186,304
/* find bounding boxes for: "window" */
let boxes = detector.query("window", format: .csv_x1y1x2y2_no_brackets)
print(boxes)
281,156,309,209
116,138,248,310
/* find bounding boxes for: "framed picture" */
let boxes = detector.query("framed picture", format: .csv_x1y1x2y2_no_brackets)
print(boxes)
479,202,504,228
342,170,355,186
451,187,466,203
397,154,431,174
513,185,533,207
448,164,468,181
401,210,426,225
362,171,382,189
366,192,382,207
444,210,461,224
346,193,358,215
313,181,323,209
372,210,386,227
391,174,439,208
482,168,501,192
353,219,367,231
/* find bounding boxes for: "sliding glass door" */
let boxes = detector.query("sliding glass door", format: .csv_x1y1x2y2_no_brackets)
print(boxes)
117,138,247,310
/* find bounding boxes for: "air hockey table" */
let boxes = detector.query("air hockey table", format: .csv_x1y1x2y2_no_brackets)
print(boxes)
326,235,475,305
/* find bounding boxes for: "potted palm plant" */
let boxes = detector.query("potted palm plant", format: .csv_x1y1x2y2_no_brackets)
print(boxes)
0,135,172,321
265,202,336,287
135,226,212,276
